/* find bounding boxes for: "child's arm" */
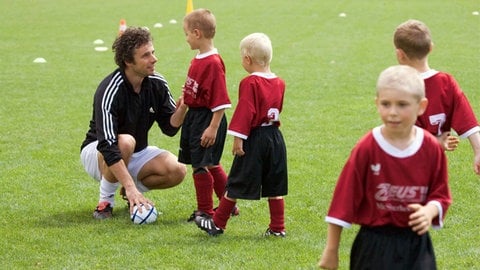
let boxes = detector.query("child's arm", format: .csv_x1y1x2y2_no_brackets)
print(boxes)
170,94,188,128
318,223,342,270
467,132,480,175
407,203,439,235
201,109,225,148
437,132,459,151
232,136,245,156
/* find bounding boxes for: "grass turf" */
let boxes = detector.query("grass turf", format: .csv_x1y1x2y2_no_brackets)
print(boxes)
1,0,479,269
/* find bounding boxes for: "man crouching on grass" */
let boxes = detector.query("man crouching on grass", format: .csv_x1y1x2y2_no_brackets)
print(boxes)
80,27,188,219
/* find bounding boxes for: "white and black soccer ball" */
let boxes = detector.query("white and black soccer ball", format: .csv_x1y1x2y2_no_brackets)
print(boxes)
130,204,158,224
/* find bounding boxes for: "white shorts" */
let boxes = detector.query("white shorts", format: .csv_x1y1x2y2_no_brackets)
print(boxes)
80,141,165,193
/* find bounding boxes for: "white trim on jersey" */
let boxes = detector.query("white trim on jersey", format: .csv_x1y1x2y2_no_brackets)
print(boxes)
195,48,219,59
372,125,424,158
420,69,439,79
325,216,352,228
459,126,480,139
149,73,176,108
250,72,277,79
211,103,232,112
101,72,123,146
227,129,248,140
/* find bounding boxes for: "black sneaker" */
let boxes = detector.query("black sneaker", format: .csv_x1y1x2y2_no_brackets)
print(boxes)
194,216,224,236
187,210,211,222
93,201,113,219
264,228,286,237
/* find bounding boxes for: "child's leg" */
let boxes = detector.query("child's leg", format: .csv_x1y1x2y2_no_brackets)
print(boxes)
268,197,285,233
213,195,237,229
208,165,227,199
193,167,215,216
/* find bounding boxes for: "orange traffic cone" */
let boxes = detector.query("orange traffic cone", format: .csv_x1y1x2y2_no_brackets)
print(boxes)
118,19,127,36
186,0,194,15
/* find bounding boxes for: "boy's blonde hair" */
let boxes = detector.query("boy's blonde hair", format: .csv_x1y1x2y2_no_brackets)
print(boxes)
393,19,432,60
376,65,425,101
183,8,216,39
240,33,272,67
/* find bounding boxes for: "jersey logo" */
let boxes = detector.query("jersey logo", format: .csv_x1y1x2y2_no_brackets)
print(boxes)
149,107,155,113
429,113,446,136
375,183,428,203
370,163,381,175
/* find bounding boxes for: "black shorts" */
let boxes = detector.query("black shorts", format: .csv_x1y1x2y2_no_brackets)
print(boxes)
226,125,288,200
350,225,437,270
178,108,227,168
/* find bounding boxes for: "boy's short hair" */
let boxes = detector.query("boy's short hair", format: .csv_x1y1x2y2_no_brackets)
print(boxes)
184,8,216,39
377,65,425,100
240,33,272,67
393,19,432,60
112,27,152,70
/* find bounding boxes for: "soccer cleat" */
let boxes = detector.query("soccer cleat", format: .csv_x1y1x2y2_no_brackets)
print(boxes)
264,228,286,237
194,216,224,236
187,210,211,222
93,201,113,219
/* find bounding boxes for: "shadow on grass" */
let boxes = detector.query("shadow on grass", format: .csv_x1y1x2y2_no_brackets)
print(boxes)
35,205,217,229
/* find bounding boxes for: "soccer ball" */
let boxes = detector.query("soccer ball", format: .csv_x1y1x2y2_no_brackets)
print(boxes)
130,204,158,224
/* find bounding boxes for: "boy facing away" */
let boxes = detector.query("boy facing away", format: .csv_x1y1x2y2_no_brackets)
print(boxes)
195,33,288,237
318,65,451,270
394,19,480,175
179,8,238,221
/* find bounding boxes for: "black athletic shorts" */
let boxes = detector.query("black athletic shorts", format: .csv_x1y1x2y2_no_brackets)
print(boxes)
178,108,227,168
226,125,288,200
350,225,437,270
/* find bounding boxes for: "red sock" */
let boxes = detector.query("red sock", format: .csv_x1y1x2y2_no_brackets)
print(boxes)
209,165,227,199
268,198,285,232
193,171,214,216
213,196,236,230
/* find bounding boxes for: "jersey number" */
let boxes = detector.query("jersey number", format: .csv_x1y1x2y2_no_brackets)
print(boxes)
429,113,446,136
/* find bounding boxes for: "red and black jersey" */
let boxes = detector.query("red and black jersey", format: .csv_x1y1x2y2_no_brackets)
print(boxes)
227,72,285,139
80,69,179,166
326,126,451,229
182,49,231,112
416,70,480,137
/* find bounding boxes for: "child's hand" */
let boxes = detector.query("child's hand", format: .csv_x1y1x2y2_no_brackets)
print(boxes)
408,203,437,235
318,249,339,270
232,137,245,156
200,126,217,148
438,132,459,151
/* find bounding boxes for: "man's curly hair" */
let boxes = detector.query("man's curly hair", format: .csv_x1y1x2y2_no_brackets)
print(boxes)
112,27,152,70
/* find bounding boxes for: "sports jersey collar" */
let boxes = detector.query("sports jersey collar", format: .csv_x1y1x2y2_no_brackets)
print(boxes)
420,69,439,80
250,72,277,79
372,125,424,158
195,48,219,59
116,68,153,93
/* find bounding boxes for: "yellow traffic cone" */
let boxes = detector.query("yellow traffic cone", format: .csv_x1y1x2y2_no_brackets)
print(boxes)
186,0,194,15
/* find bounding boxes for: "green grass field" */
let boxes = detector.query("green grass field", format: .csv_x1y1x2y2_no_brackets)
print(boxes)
1,0,479,269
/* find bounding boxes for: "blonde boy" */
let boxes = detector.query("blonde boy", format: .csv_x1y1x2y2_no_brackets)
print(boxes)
319,65,451,269
195,33,288,237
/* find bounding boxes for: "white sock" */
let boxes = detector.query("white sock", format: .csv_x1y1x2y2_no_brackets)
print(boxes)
99,177,119,207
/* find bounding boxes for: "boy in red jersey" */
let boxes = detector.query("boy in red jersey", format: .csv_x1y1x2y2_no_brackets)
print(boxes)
195,33,288,237
394,19,480,175
318,65,451,269
179,9,238,221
